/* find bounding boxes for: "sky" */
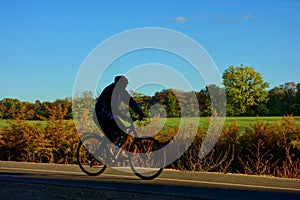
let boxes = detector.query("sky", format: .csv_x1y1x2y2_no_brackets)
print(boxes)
0,0,299,102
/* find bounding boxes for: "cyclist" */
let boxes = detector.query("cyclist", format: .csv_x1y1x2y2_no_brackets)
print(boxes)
93,75,145,145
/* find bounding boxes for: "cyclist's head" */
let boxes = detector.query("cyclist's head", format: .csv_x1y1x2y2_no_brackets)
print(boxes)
114,75,128,89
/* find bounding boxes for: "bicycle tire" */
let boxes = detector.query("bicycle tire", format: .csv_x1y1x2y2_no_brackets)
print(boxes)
129,137,165,180
77,134,107,176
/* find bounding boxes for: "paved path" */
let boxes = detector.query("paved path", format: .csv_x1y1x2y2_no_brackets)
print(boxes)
1,161,300,200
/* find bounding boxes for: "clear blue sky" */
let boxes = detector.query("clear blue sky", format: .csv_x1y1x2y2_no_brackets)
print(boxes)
1,0,299,102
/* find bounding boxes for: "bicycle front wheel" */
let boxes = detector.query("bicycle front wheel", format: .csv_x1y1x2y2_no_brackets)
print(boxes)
77,134,107,176
129,137,165,180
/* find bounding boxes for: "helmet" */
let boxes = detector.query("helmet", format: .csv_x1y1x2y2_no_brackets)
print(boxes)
114,75,128,85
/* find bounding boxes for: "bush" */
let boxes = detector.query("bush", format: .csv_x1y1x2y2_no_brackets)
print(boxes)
169,116,300,178
0,116,299,178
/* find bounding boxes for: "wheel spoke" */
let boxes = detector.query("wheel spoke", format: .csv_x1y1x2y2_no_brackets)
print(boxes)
129,138,165,180
77,134,107,176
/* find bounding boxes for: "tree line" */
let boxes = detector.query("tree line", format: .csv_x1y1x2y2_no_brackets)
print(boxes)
1,65,300,119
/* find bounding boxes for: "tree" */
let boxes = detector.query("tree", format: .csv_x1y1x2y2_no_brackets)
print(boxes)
153,89,180,117
268,82,300,116
223,65,269,116
201,84,227,116
283,82,297,115
0,98,24,119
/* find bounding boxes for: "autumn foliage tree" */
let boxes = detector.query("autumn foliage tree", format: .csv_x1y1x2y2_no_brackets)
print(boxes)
0,98,72,120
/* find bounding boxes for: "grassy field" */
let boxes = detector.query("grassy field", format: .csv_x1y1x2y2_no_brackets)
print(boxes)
157,116,300,129
0,120,8,128
0,120,49,129
1,116,299,130
224,116,284,128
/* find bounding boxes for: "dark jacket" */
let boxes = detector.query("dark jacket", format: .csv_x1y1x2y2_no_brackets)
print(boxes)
95,83,142,120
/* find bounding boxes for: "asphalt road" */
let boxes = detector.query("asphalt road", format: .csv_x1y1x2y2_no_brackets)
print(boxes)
0,161,300,200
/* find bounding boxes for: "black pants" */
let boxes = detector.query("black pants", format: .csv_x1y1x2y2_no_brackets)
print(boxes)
93,110,125,144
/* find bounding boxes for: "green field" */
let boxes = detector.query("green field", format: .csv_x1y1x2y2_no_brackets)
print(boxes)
0,120,48,129
1,117,299,130
224,116,285,128
155,116,300,128
0,120,7,128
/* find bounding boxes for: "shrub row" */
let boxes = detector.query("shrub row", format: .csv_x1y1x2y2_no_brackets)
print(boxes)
0,120,79,164
168,116,300,179
0,116,299,178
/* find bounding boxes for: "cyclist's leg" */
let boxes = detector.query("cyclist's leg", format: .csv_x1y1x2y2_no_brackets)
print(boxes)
102,125,119,145
93,109,118,144
109,117,123,140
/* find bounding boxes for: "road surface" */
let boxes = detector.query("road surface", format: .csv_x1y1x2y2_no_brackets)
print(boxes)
1,161,300,200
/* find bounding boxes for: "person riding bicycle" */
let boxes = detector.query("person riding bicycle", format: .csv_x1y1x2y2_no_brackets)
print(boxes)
93,75,145,145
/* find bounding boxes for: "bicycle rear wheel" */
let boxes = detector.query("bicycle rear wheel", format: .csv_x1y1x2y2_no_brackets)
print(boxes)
129,137,165,180
77,134,107,176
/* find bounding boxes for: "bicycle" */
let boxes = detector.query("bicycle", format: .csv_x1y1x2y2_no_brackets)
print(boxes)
77,119,165,180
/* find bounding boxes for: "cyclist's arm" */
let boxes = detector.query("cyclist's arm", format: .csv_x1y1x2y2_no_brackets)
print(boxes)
119,91,142,114
118,91,145,121
127,93,146,120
